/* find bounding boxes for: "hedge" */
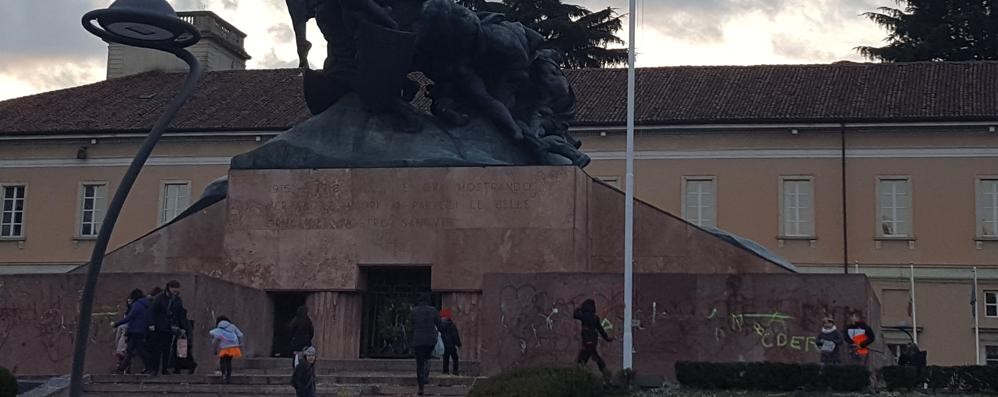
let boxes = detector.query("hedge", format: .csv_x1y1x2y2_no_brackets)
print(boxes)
675,362,870,392
468,367,608,397
0,367,15,397
879,365,998,392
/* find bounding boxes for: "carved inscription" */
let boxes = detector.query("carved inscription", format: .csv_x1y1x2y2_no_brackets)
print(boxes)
265,180,544,230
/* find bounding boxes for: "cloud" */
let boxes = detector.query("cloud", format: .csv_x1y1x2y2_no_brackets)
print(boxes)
0,0,107,61
268,23,293,43
257,49,298,69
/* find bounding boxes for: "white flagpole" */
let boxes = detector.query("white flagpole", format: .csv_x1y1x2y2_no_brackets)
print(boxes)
910,264,918,344
974,266,981,365
623,0,637,371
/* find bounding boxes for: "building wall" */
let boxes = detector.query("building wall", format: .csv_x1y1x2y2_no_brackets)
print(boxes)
2,124,997,366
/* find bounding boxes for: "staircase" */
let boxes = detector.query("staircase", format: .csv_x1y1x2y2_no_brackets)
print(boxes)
82,358,483,396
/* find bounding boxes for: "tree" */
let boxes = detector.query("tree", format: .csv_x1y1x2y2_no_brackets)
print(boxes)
460,0,628,68
857,0,998,62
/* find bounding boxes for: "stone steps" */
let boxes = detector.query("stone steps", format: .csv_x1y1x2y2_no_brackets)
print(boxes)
83,372,479,396
241,358,482,376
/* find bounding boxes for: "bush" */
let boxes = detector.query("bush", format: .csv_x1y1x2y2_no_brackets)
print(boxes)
468,366,607,397
879,365,998,392
0,367,16,397
675,361,869,392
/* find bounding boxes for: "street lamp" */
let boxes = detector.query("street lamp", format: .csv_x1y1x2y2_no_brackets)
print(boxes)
70,1,202,395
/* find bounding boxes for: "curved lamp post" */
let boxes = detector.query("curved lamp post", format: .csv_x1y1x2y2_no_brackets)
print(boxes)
70,1,202,395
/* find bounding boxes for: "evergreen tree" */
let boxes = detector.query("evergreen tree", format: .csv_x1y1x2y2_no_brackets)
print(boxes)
857,0,998,61
460,0,628,68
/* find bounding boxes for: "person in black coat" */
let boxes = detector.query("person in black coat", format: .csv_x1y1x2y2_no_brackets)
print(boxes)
410,292,442,396
149,280,186,375
574,298,613,380
292,346,318,397
438,308,462,375
289,305,315,363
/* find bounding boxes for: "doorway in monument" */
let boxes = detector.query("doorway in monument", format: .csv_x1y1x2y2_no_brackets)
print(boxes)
270,291,309,358
359,266,439,358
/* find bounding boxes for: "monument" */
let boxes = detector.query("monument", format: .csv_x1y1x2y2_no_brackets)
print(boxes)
0,0,883,383
232,0,590,169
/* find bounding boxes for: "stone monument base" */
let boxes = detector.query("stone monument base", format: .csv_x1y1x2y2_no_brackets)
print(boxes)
0,166,881,378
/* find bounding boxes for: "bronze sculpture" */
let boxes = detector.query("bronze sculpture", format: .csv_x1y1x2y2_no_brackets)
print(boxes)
267,0,590,168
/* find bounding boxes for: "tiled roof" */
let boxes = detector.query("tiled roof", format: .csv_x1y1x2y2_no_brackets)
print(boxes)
3,61,998,135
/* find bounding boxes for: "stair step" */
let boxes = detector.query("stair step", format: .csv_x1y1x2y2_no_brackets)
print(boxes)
88,373,480,386
82,383,470,396
242,358,481,376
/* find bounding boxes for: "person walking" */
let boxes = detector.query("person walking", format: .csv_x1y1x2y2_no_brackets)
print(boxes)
816,317,844,365
844,311,876,365
289,305,315,366
410,292,442,396
112,289,152,374
438,308,462,376
574,298,614,381
113,291,138,371
150,280,186,375
292,346,318,397
209,316,244,384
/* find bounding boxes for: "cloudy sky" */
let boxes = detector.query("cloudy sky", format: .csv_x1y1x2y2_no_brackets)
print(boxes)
0,0,892,101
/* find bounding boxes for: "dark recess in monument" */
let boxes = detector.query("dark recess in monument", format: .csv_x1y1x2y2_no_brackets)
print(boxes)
270,291,310,358
359,266,438,358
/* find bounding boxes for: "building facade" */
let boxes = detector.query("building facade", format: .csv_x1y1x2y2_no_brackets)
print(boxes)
1,23,997,365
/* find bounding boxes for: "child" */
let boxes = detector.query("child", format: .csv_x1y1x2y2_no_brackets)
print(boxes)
574,299,614,380
438,308,462,375
816,317,843,365
292,346,317,397
209,316,244,383
844,311,876,365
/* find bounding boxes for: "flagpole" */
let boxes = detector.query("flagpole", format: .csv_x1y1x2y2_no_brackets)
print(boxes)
974,266,981,365
623,0,637,371
908,263,918,345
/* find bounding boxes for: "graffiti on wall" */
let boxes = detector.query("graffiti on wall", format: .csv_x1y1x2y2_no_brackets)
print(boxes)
491,277,861,366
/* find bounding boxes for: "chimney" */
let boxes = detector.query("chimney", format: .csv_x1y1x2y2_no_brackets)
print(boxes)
106,11,251,79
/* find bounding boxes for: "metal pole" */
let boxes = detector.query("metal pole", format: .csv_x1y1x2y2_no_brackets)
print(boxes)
908,263,918,345
69,49,201,397
974,266,981,365
623,0,637,371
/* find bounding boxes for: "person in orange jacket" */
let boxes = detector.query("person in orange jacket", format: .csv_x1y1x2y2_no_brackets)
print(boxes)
843,311,876,364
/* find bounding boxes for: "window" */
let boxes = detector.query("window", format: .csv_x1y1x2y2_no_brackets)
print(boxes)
978,178,998,238
683,177,716,228
159,182,190,225
596,176,620,189
988,346,998,366
1,185,25,238
987,291,997,318
781,177,814,237
78,183,107,237
877,178,912,237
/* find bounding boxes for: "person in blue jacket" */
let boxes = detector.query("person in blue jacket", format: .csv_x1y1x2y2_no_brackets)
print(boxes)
113,289,152,374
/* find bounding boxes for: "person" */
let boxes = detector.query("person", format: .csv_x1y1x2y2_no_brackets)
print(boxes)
816,317,844,365
292,346,318,397
113,288,152,374
574,298,614,381
150,280,186,375
289,305,315,365
113,290,138,371
410,292,442,396
844,311,876,364
209,316,244,384
438,308,462,375
171,307,198,374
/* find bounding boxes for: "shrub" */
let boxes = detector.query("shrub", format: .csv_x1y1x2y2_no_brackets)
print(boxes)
0,367,16,397
468,366,607,397
879,365,998,392
675,361,869,392
879,365,921,390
